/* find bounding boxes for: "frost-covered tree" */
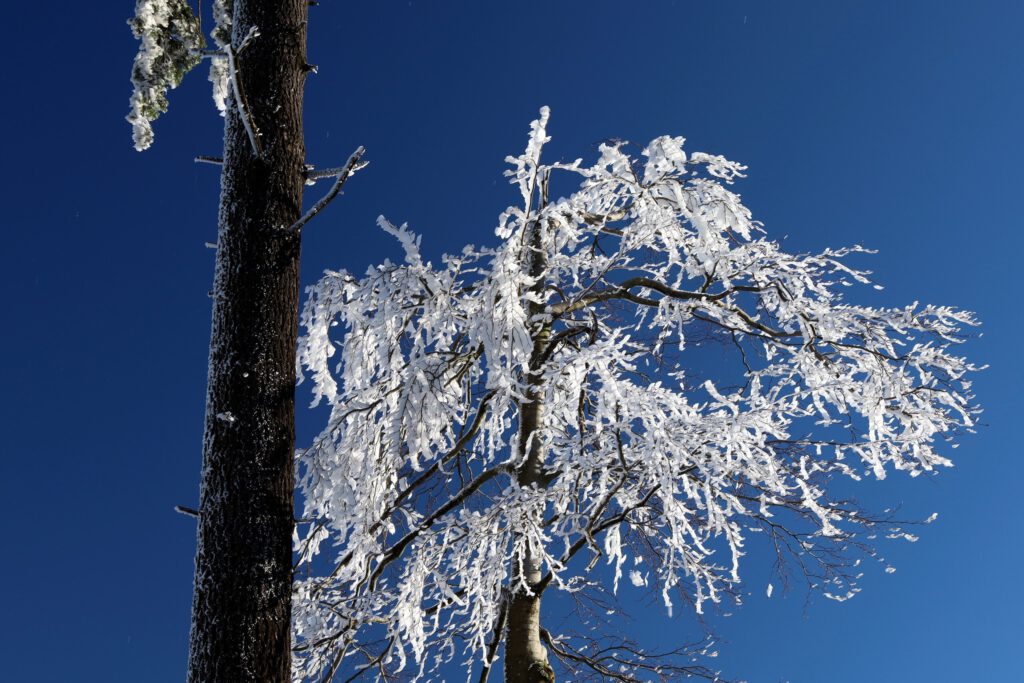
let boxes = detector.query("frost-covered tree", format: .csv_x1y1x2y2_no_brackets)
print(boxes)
293,108,980,682
127,1,363,681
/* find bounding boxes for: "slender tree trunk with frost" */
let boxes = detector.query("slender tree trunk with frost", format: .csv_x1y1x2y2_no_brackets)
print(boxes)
504,392,555,683
505,214,556,683
188,1,308,680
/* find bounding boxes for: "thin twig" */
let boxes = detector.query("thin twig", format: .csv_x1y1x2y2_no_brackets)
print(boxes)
477,590,509,683
287,146,367,234
175,505,200,518
195,155,224,165
237,26,260,53
226,28,263,157
305,166,355,183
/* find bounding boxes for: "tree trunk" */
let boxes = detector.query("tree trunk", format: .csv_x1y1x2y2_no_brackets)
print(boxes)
187,1,308,681
505,213,555,683
504,389,555,683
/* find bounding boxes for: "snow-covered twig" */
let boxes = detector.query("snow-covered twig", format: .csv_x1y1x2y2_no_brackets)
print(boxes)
287,147,367,234
174,505,200,518
195,155,223,165
304,165,358,183
237,26,260,53
225,28,263,158
191,49,225,60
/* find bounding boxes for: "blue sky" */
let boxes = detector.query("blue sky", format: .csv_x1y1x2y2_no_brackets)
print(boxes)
1,1,1021,681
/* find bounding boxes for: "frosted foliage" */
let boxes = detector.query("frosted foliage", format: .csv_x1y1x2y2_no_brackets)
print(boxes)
293,110,980,680
211,0,233,46
126,0,202,151
208,57,230,115
208,0,232,114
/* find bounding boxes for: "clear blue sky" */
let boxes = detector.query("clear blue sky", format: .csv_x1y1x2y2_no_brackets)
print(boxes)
1,1,1021,681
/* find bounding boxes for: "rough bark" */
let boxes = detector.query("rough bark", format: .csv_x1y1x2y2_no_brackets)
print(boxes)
187,1,308,681
504,213,556,683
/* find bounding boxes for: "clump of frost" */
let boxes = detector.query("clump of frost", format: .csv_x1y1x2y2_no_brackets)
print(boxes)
126,0,203,150
208,0,233,114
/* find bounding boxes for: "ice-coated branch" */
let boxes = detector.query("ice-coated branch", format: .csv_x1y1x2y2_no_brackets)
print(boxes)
540,629,727,683
224,37,263,158
537,484,663,594
237,25,260,53
305,166,359,183
287,147,368,234
126,0,204,150
367,463,514,589
476,590,509,683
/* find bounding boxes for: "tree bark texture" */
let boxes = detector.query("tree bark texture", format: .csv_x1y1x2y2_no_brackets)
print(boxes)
188,1,308,681
504,387,555,683
505,215,556,683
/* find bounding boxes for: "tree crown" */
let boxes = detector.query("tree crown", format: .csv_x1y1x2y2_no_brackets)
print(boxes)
293,109,980,680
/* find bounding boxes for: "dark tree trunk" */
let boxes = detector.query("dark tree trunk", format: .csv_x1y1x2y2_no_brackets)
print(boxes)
187,1,308,681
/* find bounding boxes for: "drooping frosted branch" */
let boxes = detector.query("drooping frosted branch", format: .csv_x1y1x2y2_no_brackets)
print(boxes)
126,0,203,150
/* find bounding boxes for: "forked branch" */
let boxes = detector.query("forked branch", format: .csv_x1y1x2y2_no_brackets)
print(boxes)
288,147,368,234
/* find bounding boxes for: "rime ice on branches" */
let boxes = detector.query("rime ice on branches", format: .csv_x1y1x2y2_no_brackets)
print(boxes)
127,0,236,151
126,0,203,150
293,109,980,681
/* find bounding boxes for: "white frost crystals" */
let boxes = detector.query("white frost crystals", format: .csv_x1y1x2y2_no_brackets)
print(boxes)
208,0,233,115
292,109,981,680
127,0,234,150
126,0,203,151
